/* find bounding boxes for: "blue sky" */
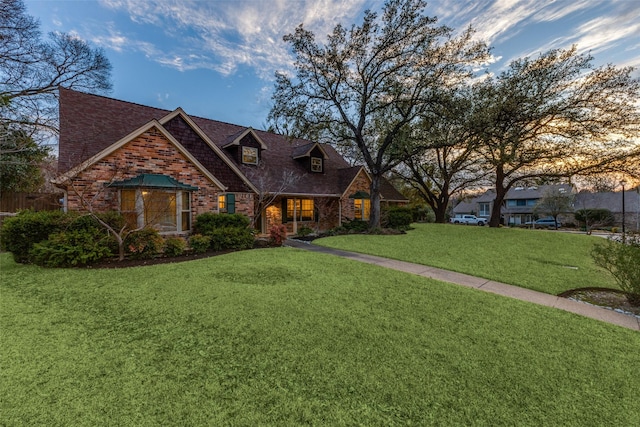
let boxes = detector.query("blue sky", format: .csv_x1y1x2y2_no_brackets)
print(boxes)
26,0,640,130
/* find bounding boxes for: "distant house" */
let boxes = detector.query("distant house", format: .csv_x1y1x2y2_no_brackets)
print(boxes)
453,184,574,225
575,189,640,232
53,88,407,235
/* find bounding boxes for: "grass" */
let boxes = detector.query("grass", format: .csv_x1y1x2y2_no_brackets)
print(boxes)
1,248,640,426
315,223,615,295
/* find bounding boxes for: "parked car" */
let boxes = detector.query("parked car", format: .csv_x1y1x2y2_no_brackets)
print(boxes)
450,215,486,226
525,218,561,228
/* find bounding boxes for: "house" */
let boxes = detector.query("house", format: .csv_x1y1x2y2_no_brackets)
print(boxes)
575,189,640,232
53,88,407,235
452,184,574,225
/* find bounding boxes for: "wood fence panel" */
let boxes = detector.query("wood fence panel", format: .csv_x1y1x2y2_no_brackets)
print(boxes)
0,192,61,213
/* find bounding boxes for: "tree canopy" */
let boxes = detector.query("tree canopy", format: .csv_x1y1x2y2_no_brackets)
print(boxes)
269,0,488,228
471,47,640,227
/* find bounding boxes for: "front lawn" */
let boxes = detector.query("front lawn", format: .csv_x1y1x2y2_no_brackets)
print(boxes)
316,223,614,295
1,249,639,426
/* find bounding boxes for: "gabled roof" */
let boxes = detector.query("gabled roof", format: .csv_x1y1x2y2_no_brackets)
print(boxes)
292,142,329,160
52,117,227,191
57,88,408,201
221,127,268,150
505,184,573,199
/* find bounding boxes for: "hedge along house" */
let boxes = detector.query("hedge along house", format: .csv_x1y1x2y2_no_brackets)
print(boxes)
53,88,407,236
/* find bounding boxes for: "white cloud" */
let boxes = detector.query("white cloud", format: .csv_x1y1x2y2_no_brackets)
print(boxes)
97,0,368,78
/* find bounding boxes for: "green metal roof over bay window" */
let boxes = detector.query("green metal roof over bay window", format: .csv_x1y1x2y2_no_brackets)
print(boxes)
108,174,198,191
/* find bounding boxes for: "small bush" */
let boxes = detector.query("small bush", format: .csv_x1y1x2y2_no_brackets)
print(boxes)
30,228,113,267
297,225,314,237
342,219,369,233
164,237,186,257
124,228,163,259
383,207,413,230
0,210,71,263
193,213,250,234
209,227,254,252
592,233,640,305
189,234,211,253
575,209,614,227
269,224,287,246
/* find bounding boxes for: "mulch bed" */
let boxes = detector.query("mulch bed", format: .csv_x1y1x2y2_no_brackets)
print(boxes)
558,287,640,317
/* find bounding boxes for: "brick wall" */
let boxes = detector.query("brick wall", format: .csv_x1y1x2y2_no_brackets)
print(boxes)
341,169,371,221
61,126,254,225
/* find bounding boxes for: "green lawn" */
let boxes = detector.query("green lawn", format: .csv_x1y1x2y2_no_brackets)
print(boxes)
315,223,615,295
1,248,639,426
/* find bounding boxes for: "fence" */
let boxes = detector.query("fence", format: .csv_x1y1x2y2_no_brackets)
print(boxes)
0,192,61,213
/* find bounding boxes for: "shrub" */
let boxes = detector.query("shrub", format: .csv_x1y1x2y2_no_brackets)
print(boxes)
382,207,413,230
209,227,254,252
30,228,113,267
592,233,640,305
297,225,314,237
574,209,614,227
0,210,72,263
342,219,369,233
189,234,211,253
124,228,163,259
269,224,287,246
164,237,186,257
193,212,250,234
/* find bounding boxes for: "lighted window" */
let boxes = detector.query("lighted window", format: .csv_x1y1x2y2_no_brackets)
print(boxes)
311,157,322,172
218,193,235,214
354,199,370,221
285,198,314,221
242,146,258,165
181,192,191,232
120,189,191,233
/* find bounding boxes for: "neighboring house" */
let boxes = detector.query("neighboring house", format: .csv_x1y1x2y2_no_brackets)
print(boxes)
452,184,574,225
53,88,407,235
575,189,640,232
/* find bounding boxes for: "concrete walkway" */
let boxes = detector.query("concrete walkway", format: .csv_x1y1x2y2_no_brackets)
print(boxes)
285,239,640,331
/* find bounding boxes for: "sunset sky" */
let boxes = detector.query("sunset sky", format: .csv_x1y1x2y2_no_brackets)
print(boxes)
25,0,640,129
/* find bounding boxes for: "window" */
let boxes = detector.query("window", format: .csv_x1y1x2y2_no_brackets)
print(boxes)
507,199,527,207
354,199,370,221
120,189,192,232
284,198,314,222
311,157,323,172
479,203,490,217
181,192,191,232
242,146,258,165
218,193,235,214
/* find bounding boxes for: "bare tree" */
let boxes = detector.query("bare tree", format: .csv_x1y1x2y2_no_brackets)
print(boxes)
269,0,488,229
244,162,301,230
533,186,574,229
0,0,112,143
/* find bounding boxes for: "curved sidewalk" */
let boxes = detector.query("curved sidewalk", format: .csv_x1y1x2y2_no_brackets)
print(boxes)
286,239,640,331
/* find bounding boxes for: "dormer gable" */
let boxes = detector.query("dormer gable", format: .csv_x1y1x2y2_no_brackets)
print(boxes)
292,142,329,173
222,128,267,166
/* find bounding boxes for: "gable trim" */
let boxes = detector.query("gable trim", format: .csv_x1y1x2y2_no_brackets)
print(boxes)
52,119,228,191
341,167,371,199
221,127,268,150
159,109,259,193
292,142,329,160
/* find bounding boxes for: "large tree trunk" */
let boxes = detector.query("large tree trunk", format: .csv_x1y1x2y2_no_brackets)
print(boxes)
369,173,382,230
489,168,506,227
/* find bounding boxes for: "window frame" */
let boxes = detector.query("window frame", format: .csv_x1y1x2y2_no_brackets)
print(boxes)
354,198,371,221
242,146,258,165
119,188,192,233
283,198,315,222
311,157,323,173
218,193,236,214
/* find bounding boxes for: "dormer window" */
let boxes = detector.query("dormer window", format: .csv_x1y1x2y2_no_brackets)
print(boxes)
311,157,323,173
242,146,258,165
